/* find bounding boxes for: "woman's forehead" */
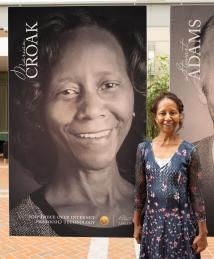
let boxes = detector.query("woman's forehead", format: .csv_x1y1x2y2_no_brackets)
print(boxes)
157,98,178,109
48,25,129,85
63,25,122,51
56,26,127,67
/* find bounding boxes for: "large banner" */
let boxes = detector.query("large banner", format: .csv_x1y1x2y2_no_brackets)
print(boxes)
9,6,147,237
171,5,214,235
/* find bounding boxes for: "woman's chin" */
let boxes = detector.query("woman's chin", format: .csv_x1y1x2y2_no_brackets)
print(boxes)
76,155,116,171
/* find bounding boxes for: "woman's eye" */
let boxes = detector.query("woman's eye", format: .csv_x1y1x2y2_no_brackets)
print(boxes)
159,112,166,116
170,111,178,116
99,82,119,91
58,89,80,98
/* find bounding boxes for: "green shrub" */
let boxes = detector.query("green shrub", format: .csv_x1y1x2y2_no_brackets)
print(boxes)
147,56,169,139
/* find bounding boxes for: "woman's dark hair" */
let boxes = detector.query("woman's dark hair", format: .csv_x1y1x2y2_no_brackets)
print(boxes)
10,8,146,184
151,91,184,131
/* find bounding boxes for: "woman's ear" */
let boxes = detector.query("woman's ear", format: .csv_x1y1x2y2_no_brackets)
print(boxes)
154,114,158,125
190,77,207,105
179,113,184,122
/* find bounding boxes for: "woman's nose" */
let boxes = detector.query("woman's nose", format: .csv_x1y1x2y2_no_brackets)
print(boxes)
165,113,172,120
76,90,105,120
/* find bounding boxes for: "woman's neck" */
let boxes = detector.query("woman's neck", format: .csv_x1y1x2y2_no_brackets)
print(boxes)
44,157,133,226
154,132,181,146
45,158,131,207
152,133,182,159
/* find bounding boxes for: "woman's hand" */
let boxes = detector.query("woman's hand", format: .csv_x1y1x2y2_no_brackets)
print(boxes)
192,234,208,254
133,225,142,244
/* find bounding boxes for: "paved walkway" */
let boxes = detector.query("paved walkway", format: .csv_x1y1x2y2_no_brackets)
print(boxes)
0,161,213,258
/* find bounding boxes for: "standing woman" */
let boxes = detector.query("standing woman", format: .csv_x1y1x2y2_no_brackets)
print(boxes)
133,92,208,258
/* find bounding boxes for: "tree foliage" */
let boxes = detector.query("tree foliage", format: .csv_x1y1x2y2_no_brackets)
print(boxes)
147,56,169,139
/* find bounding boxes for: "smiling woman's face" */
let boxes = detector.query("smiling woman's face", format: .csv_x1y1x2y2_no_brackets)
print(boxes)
44,26,134,170
155,98,181,134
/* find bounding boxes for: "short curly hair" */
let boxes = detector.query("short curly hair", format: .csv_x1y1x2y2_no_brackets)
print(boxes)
10,8,146,184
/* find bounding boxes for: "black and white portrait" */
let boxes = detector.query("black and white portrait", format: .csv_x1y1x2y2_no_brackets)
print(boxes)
171,5,214,236
9,6,147,237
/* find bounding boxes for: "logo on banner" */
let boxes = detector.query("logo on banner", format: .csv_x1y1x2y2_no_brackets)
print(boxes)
99,216,110,225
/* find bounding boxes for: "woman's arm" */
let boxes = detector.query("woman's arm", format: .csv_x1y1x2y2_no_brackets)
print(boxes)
133,143,147,244
188,147,208,253
133,210,142,244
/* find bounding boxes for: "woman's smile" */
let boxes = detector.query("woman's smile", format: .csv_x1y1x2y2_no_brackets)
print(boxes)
68,127,116,148
75,129,112,139
163,122,173,126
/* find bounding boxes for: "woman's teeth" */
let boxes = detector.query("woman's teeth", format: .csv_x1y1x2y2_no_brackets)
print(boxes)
77,130,111,139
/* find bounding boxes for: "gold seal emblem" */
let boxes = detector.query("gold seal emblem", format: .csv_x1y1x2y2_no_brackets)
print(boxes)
99,216,109,225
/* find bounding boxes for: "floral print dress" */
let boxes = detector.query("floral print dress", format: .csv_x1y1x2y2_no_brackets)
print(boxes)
134,141,206,259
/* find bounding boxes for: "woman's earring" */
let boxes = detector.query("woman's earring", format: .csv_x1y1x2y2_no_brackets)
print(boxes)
132,112,135,117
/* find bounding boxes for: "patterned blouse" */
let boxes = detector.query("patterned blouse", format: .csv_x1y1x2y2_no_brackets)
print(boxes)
134,141,206,221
